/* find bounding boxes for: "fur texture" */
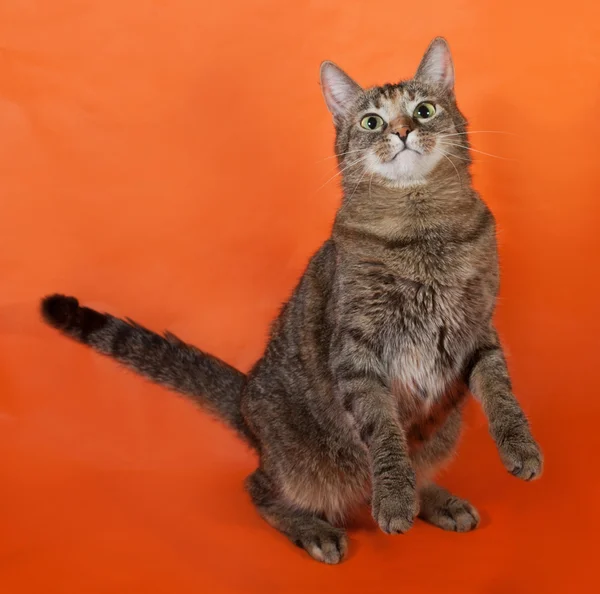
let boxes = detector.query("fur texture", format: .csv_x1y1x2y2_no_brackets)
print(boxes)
41,38,543,564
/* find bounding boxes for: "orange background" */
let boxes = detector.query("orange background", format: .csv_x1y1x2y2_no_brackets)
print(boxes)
1,2,598,593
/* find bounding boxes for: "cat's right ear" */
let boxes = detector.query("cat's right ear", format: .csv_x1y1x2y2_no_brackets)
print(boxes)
320,61,363,119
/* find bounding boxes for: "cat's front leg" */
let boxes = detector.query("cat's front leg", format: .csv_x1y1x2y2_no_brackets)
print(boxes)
467,328,543,480
368,418,419,534
332,333,419,534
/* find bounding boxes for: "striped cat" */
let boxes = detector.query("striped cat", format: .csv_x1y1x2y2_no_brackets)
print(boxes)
41,38,542,564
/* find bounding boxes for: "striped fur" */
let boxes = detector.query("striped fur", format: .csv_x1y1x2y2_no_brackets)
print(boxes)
40,295,254,445
41,38,542,564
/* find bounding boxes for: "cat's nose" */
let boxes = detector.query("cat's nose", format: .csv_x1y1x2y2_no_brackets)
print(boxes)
390,117,413,142
394,126,411,141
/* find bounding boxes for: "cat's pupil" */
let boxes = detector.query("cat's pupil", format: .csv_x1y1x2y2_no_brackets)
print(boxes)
367,117,378,129
417,105,431,118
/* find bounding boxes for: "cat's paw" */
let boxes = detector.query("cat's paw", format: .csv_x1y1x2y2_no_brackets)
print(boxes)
294,524,348,565
420,494,480,532
499,432,543,481
372,469,419,534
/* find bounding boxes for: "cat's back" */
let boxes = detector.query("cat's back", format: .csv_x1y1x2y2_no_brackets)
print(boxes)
248,238,338,393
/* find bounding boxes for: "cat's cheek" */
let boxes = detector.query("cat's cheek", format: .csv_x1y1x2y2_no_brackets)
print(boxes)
412,135,437,154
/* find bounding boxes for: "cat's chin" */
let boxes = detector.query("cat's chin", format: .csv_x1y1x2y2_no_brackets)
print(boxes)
367,151,411,175
367,151,441,189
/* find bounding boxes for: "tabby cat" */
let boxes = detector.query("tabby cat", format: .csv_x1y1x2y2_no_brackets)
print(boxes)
41,38,543,564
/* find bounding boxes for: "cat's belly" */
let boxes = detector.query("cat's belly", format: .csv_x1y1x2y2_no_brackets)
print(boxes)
382,279,487,403
385,316,477,407
388,336,471,446
389,343,455,399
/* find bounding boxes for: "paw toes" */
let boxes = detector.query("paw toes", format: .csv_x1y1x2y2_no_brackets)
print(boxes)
299,529,348,564
373,491,419,535
433,514,457,531
381,516,414,534
422,497,479,532
508,457,542,481
509,463,523,477
451,500,480,532
501,437,543,481
453,510,479,532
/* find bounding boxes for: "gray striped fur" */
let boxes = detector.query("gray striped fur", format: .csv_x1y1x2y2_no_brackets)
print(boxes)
41,38,542,564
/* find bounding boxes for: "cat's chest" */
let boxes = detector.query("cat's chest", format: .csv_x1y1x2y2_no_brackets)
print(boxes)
389,289,471,388
369,277,483,400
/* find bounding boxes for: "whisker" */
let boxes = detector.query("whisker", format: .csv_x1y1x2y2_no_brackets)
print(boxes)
319,149,366,177
316,148,365,163
315,155,369,193
347,167,369,202
438,141,515,161
434,144,473,161
434,147,462,186
439,130,518,137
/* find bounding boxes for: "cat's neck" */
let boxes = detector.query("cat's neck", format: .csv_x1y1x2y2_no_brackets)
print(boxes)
333,165,476,243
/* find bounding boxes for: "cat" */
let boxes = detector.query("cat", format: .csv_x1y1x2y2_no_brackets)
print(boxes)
40,37,543,564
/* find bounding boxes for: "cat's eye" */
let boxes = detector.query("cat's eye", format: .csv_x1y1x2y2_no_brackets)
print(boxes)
414,102,436,120
360,114,385,131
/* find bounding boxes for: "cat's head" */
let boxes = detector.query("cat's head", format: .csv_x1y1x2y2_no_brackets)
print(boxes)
320,38,469,189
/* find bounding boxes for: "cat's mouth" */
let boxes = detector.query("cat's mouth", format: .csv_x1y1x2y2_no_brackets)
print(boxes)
391,147,421,161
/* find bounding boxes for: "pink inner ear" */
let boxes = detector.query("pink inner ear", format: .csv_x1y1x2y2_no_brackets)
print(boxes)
324,79,345,111
322,80,345,116
429,48,449,81
441,53,450,75
440,53,453,85
321,64,361,117
433,45,454,88
417,40,454,90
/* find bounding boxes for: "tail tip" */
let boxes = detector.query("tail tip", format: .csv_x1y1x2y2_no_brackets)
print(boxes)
40,294,80,329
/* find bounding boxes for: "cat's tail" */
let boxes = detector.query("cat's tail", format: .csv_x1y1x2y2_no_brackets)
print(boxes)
40,294,256,446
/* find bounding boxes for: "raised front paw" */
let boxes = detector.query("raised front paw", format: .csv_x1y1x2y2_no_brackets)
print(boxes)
372,468,419,534
499,430,543,481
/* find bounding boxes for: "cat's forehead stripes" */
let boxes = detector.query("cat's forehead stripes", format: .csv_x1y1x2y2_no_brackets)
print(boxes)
366,84,404,110
357,84,428,120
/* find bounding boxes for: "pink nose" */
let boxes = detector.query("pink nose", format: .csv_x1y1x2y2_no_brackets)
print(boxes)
394,125,411,140
390,117,413,141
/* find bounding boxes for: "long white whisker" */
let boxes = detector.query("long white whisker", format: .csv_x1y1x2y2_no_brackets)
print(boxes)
434,144,473,161
438,141,515,161
347,167,368,202
439,130,518,137
318,149,366,178
434,147,462,186
315,155,369,193
317,148,366,162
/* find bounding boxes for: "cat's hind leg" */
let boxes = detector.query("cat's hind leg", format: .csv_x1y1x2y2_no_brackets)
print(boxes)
411,407,480,532
245,468,348,564
418,482,479,532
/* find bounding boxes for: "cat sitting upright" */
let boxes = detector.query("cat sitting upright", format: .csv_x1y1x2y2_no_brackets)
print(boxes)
41,37,543,564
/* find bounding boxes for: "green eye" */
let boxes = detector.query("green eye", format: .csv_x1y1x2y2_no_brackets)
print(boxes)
414,102,436,120
360,114,385,131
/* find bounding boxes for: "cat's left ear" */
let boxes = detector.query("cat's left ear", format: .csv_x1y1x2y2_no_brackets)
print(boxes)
320,61,363,119
414,37,455,92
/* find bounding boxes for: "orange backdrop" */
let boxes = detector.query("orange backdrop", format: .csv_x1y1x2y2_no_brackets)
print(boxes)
1,1,598,593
